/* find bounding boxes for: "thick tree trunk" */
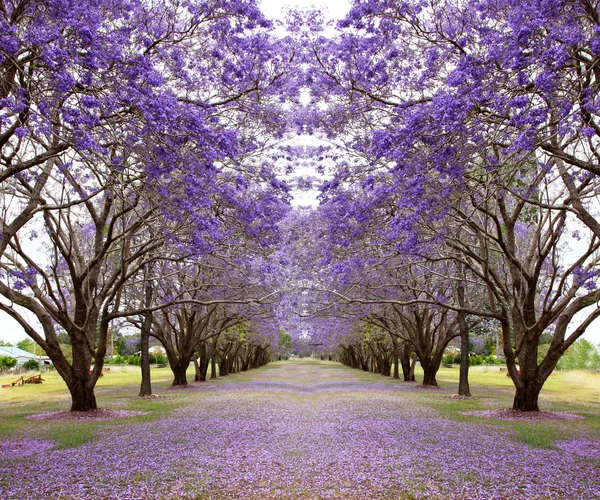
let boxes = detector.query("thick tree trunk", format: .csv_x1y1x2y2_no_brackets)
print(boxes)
172,361,189,386
510,335,543,411
512,383,541,411
381,355,391,377
421,359,439,386
219,356,228,376
193,343,210,382
393,354,400,379
68,378,97,411
198,351,210,382
422,369,438,386
400,345,415,381
457,281,471,397
193,355,201,382
69,331,98,411
138,283,153,397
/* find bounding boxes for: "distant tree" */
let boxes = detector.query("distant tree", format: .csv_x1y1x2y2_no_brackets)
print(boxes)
120,336,141,356
557,340,600,371
278,331,293,357
17,338,34,353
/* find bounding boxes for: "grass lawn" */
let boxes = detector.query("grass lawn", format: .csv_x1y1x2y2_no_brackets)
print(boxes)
1,361,599,499
0,364,201,445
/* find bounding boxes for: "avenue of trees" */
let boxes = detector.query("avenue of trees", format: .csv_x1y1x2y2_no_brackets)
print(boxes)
2,0,600,412
306,0,600,411
0,0,292,410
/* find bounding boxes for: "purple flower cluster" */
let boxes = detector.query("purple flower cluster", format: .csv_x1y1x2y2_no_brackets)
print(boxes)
1,363,598,499
556,439,600,460
0,439,54,459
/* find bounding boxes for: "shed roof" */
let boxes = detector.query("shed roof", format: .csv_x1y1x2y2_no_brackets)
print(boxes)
0,346,50,360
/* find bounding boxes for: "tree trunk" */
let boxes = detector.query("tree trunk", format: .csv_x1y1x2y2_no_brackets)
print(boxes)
381,355,391,377
509,334,543,411
420,357,439,386
193,354,201,382
68,378,97,411
69,331,98,411
400,344,415,381
389,337,401,380
512,383,541,411
211,356,217,379
422,366,438,386
210,337,219,379
219,356,228,376
172,361,189,386
198,349,210,382
138,282,153,397
457,280,471,397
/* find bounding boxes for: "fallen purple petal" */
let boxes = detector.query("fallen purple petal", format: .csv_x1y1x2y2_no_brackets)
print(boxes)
1,363,599,499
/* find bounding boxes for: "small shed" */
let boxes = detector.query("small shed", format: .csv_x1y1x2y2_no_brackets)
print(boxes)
0,346,52,366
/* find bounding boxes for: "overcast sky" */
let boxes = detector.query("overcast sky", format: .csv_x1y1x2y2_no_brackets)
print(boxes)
259,0,351,20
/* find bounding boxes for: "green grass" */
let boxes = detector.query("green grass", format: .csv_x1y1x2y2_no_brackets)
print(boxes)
0,364,203,446
379,363,600,450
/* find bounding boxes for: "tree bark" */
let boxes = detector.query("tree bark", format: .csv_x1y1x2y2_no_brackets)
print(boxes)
138,282,153,397
512,383,541,411
456,280,472,397
380,355,391,376
68,379,98,411
210,337,219,379
400,344,414,381
211,356,217,378
69,329,98,411
421,363,439,386
193,354,201,382
389,336,401,379
409,354,416,381
172,361,189,386
219,355,228,376
198,345,210,382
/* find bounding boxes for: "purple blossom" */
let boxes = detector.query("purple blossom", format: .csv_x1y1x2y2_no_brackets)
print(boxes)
1,363,598,499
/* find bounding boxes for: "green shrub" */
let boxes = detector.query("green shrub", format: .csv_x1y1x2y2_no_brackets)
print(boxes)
125,355,141,366
441,354,454,365
483,354,501,365
469,355,484,366
443,353,503,366
102,353,170,366
148,353,168,365
105,354,125,365
0,356,17,369
22,359,40,371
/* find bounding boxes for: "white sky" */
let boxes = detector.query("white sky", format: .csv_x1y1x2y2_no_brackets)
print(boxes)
259,0,351,20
